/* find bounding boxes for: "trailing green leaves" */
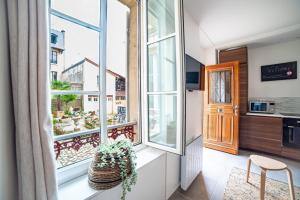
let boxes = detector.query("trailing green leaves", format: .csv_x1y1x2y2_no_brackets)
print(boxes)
97,140,137,200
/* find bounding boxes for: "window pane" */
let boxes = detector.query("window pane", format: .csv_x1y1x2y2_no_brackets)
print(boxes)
148,95,177,148
51,0,100,27
148,37,176,92
106,0,128,125
50,15,99,89
209,71,231,104
147,0,175,41
51,94,100,136
224,71,231,103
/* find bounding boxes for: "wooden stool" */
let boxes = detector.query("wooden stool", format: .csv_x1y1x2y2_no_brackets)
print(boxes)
246,155,295,200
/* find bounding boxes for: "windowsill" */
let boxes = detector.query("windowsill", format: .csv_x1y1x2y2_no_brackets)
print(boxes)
58,146,166,200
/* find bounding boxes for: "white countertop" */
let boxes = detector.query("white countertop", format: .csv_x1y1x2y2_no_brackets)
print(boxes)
246,112,300,119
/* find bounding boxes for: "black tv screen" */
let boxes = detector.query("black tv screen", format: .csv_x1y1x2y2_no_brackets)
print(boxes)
186,72,199,84
185,54,203,90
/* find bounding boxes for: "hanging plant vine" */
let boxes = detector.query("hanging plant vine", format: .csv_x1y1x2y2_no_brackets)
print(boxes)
97,140,137,200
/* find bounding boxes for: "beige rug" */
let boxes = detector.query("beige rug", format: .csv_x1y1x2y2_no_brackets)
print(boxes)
224,167,300,200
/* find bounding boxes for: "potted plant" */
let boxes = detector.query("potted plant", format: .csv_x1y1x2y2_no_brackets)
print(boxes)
88,140,137,200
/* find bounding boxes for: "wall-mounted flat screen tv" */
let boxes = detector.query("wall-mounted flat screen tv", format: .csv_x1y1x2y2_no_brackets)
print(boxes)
185,54,204,90
186,72,199,84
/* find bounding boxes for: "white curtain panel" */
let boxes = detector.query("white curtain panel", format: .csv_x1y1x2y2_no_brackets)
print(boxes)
6,0,58,200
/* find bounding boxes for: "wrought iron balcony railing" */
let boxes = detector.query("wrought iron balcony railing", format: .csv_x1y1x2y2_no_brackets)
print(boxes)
53,121,137,168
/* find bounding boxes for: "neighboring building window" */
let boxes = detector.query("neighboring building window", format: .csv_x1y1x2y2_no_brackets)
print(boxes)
94,97,98,102
51,33,58,44
116,96,126,100
107,96,113,101
116,77,126,91
51,71,57,81
51,50,58,64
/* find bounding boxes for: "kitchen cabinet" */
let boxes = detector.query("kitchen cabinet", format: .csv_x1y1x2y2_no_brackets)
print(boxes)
239,115,300,160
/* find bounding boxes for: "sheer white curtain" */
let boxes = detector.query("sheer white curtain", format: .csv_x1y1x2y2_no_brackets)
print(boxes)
6,0,58,199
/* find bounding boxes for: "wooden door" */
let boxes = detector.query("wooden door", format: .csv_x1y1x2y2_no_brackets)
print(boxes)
203,61,240,155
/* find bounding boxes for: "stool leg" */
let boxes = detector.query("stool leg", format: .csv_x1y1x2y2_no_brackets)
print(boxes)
246,158,251,183
286,168,295,200
260,169,266,200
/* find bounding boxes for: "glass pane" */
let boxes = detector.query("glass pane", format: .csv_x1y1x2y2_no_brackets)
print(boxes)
147,0,175,42
209,71,220,103
148,37,176,92
51,94,100,136
50,15,99,90
106,0,128,125
148,95,177,148
209,71,231,104
51,0,100,27
224,71,231,103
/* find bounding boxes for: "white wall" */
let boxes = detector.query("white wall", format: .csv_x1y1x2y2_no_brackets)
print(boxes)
248,39,300,98
92,152,166,200
204,47,217,65
89,150,180,200
0,1,18,199
184,10,206,144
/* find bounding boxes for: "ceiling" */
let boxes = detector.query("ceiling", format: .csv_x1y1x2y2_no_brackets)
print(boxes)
184,0,300,49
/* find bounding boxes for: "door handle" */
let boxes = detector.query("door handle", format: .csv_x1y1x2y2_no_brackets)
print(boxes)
217,108,223,113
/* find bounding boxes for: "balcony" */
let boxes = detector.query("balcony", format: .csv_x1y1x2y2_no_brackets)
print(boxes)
54,121,137,168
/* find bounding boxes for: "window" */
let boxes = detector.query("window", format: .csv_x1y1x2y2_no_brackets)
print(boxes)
50,0,141,176
51,71,57,81
50,50,58,64
143,0,185,154
51,33,58,44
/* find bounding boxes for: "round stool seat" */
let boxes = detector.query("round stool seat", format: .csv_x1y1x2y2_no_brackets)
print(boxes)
250,155,287,170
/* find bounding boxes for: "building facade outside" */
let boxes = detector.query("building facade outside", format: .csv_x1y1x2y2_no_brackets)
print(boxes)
50,29,65,81
62,58,127,122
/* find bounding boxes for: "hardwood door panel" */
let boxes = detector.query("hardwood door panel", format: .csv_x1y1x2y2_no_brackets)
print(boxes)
207,114,218,142
204,61,240,155
221,115,234,144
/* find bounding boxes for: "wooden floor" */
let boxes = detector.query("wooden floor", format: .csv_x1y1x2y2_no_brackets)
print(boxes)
169,148,300,200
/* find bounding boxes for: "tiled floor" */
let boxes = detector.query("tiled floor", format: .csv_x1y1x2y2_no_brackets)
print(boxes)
169,147,300,200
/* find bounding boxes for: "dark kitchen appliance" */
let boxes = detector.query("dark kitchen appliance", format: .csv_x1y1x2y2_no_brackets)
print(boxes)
283,117,300,149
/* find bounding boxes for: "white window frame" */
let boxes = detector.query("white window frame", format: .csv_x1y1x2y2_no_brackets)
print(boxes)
141,0,186,155
49,0,143,185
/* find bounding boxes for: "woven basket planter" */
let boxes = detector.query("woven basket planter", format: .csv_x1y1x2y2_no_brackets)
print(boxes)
88,151,132,190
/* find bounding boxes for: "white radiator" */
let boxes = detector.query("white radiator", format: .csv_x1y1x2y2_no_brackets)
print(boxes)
180,136,203,191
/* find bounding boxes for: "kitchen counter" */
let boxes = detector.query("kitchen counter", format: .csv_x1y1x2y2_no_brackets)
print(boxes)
246,112,300,119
